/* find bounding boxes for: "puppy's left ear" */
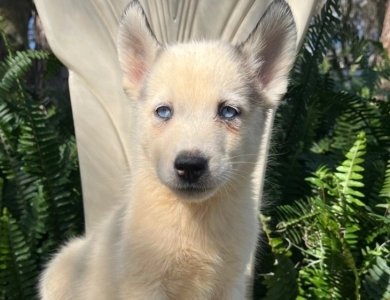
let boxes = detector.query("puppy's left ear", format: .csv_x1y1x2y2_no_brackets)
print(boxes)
239,0,297,108
117,0,161,99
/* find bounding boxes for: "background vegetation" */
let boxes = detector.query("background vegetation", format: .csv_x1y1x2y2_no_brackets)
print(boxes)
254,0,390,299
0,0,389,299
0,13,83,300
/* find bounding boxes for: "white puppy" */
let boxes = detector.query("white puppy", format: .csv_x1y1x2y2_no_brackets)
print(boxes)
40,1,296,299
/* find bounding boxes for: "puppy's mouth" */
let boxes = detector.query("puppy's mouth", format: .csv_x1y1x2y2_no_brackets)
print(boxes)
176,185,209,193
170,183,216,200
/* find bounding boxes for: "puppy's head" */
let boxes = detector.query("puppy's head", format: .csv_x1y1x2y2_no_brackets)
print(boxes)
117,0,296,201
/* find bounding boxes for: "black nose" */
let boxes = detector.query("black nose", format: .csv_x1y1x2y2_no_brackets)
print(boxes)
174,152,208,183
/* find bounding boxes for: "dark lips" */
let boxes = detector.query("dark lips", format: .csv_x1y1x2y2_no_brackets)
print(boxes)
174,184,211,195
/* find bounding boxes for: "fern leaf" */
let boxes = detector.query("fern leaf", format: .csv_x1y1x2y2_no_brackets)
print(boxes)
0,50,49,96
363,257,390,300
335,132,366,207
17,99,80,239
379,160,390,199
0,19,83,299
0,208,38,300
276,199,319,246
0,102,38,219
260,217,299,300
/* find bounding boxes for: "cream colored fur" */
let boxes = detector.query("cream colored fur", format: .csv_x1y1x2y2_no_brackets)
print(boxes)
39,1,296,299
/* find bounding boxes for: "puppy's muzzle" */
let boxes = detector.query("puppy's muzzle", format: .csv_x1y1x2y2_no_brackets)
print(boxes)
174,152,208,184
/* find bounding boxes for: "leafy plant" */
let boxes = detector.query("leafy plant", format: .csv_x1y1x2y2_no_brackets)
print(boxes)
0,18,83,299
254,0,390,299
260,133,389,299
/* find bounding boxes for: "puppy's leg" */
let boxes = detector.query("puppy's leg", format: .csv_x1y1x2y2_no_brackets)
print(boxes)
39,238,86,300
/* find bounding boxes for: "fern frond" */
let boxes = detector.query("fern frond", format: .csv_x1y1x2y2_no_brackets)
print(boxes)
334,132,366,207
297,0,341,86
0,50,49,96
17,98,80,240
284,0,341,147
0,17,83,299
366,226,390,244
260,216,299,300
362,257,390,300
379,160,390,199
0,208,38,300
0,102,38,219
276,199,319,246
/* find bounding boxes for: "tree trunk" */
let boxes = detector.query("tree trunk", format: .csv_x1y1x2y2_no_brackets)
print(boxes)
0,0,31,58
381,0,390,50
380,0,390,96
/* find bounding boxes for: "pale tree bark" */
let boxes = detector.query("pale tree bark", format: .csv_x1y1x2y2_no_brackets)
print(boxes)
381,0,390,51
380,0,390,94
341,0,387,40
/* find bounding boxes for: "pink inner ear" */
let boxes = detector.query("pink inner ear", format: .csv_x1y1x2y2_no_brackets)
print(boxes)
128,49,146,86
259,60,274,89
130,61,146,86
259,35,285,89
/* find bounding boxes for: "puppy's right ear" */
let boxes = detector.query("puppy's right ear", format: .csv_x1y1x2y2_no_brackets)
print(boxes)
117,0,161,98
238,0,297,108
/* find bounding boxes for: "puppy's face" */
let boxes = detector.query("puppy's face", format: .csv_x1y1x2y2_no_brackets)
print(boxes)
138,43,264,200
117,0,297,201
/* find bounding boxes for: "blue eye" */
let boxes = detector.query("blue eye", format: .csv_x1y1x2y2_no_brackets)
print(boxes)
156,106,172,119
219,106,239,119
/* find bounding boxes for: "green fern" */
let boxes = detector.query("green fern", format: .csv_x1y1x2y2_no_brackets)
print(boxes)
261,131,390,299
0,16,83,299
0,208,38,300
334,132,366,208
0,50,49,95
379,160,390,199
363,257,390,300
258,215,298,300
17,97,80,239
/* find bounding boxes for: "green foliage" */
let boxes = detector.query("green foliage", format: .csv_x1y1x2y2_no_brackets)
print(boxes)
259,215,299,300
255,0,390,299
0,20,83,299
0,208,37,300
258,133,389,299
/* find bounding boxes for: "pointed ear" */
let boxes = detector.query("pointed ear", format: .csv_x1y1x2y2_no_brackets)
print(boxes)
239,0,297,108
117,0,161,99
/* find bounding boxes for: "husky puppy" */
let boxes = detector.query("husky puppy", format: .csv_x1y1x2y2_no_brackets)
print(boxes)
39,0,296,299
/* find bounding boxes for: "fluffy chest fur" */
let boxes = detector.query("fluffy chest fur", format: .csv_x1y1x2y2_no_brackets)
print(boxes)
118,175,258,299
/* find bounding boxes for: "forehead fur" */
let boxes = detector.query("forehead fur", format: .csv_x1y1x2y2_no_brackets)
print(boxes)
145,41,256,104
